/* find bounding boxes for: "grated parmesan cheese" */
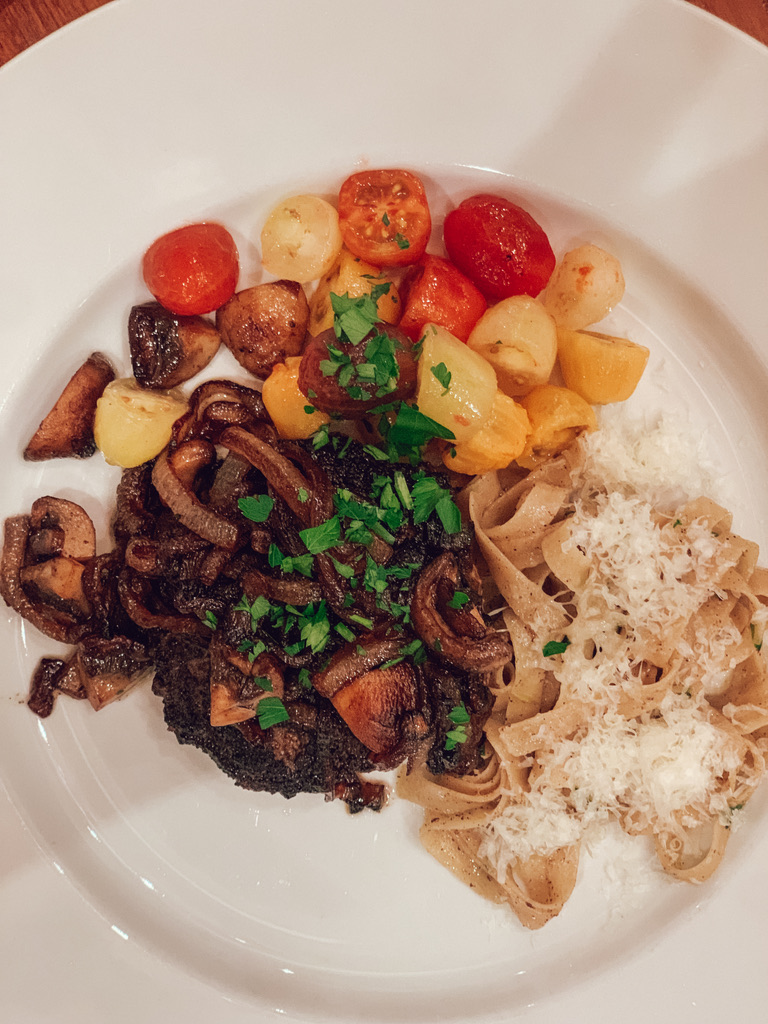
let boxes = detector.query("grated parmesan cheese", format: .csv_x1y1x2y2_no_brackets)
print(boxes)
479,417,757,885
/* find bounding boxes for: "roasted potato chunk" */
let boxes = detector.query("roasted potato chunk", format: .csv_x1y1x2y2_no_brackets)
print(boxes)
24,351,115,461
128,302,221,389
216,281,309,380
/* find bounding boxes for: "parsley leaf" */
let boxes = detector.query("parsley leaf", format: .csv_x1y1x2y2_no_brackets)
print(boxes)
257,696,290,730
447,590,469,610
331,291,382,346
444,703,470,750
411,474,462,533
448,702,471,725
299,516,342,554
234,593,272,631
202,610,218,630
237,494,274,523
430,362,452,394
268,543,315,578
381,403,455,462
543,637,571,657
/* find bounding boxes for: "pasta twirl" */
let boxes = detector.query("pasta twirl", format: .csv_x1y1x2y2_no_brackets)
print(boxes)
398,422,768,928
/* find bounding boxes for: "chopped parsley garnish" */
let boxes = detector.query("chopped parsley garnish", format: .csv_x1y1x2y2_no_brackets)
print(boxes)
237,638,267,663
299,516,342,554
298,600,332,653
202,610,218,630
376,402,456,463
237,494,274,523
348,613,374,630
751,623,763,652
298,488,309,503
331,285,391,346
312,423,331,450
430,362,452,394
234,593,272,631
379,638,426,670
410,473,462,533
298,668,312,689
257,696,290,730
335,622,356,642
267,543,314,578
330,555,356,579
447,590,469,609
543,637,571,657
394,232,410,250
445,702,470,750
253,676,273,692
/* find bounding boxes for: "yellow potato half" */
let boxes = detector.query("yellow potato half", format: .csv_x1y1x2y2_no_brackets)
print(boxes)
557,328,649,405
517,384,597,469
262,357,331,439
94,378,188,468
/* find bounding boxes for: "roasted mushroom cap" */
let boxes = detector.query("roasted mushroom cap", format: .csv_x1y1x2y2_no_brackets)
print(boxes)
216,281,309,379
74,636,152,711
24,352,115,461
129,302,221,389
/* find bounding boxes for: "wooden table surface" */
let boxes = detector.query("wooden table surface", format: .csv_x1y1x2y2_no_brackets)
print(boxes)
0,0,766,65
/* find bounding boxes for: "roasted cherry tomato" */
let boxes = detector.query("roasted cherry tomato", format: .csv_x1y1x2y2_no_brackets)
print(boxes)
142,222,239,316
398,254,487,343
443,194,555,301
338,169,431,267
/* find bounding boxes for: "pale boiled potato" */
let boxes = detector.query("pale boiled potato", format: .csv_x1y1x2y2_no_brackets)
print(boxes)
467,296,557,398
94,378,188,468
415,325,497,443
260,195,343,283
542,244,625,330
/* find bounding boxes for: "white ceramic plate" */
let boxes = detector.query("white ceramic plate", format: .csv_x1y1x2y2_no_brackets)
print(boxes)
1,1,767,1021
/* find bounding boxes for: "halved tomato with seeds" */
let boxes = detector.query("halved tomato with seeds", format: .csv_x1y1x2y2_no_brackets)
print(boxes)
337,169,431,267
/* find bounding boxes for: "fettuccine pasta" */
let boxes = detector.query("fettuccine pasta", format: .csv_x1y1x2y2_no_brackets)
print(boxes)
398,422,768,928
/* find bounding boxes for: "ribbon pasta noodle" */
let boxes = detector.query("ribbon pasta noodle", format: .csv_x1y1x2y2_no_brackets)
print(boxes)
398,425,768,928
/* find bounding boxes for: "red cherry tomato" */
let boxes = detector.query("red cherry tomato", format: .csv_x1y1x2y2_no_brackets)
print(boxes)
443,194,555,301
338,169,431,267
398,255,487,343
142,222,239,316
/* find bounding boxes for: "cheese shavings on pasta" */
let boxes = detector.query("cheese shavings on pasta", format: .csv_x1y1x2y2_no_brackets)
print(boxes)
398,419,768,929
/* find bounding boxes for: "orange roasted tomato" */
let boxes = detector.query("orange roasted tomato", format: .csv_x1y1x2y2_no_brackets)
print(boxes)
142,222,239,316
337,169,431,268
398,254,487,343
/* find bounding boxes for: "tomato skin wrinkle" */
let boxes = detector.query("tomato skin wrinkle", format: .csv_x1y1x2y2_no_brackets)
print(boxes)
443,194,555,301
142,222,239,316
338,169,431,268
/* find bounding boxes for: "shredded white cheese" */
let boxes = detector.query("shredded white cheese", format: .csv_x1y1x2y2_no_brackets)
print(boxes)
479,417,754,882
